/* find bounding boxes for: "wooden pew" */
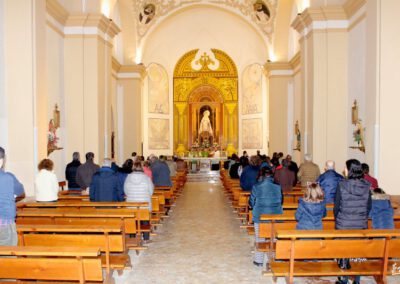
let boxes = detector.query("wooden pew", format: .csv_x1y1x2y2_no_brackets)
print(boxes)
265,229,400,284
17,224,129,277
0,246,103,283
16,209,149,250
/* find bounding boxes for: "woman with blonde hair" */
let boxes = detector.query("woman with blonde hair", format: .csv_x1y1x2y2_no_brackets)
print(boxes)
295,182,326,230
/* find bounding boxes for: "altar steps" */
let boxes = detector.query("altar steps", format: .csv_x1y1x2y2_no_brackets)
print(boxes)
187,171,220,183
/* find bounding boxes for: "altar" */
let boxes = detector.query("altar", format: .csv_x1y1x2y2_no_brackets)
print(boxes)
182,157,227,173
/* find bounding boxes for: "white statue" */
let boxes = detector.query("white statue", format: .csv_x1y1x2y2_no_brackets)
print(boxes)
199,110,213,136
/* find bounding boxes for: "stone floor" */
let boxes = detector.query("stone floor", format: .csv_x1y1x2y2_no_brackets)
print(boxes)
114,181,400,284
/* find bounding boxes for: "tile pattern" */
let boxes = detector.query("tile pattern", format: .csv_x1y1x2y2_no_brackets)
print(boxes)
114,181,400,284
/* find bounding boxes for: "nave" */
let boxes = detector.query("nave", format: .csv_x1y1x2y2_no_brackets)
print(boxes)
114,180,399,284
115,181,265,283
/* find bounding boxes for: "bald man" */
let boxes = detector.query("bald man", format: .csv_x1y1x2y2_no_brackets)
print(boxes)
316,160,343,204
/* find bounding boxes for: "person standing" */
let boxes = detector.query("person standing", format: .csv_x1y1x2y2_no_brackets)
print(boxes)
65,152,81,190
274,159,295,192
76,152,100,191
240,155,261,191
35,159,59,202
150,155,172,187
334,159,371,284
0,147,25,246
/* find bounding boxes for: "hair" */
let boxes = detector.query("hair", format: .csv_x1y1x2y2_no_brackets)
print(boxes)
249,155,261,166
278,152,284,158
258,167,274,180
38,159,54,171
72,152,80,161
0,147,4,160
102,158,112,168
122,159,133,172
325,160,335,170
346,159,364,179
85,152,94,161
132,152,137,157
281,159,289,168
303,182,324,203
143,160,150,167
373,187,385,194
304,154,312,161
231,153,239,161
361,163,370,174
133,161,143,172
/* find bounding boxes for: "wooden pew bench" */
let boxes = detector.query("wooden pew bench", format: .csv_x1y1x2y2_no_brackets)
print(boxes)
0,246,103,283
17,224,129,277
16,208,149,250
264,229,400,284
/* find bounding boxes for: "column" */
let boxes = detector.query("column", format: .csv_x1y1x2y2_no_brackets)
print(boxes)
292,7,348,168
225,102,237,156
175,102,187,156
64,14,120,164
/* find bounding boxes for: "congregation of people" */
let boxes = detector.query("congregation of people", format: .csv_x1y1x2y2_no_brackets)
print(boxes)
225,150,395,284
0,146,182,246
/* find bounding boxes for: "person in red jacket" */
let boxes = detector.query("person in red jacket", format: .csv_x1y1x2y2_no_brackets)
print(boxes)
361,163,378,189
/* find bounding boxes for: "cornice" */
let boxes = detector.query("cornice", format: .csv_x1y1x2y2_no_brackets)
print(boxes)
112,57,122,72
290,52,301,70
46,0,68,25
343,0,366,18
65,14,121,38
118,64,146,79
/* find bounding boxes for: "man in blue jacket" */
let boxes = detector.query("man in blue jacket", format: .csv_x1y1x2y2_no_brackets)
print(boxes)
316,160,343,204
0,147,25,245
90,158,124,202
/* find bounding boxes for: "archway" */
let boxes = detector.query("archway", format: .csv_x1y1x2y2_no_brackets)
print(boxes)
173,49,238,156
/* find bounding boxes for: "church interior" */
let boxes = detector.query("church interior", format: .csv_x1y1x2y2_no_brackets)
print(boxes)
1,0,400,283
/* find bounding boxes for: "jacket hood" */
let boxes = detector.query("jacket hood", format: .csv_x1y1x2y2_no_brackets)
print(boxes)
298,198,325,216
371,193,391,200
346,179,370,196
127,172,148,184
97,167,115,177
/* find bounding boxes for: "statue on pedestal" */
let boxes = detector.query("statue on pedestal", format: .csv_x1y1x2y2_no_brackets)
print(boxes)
199,110,213,136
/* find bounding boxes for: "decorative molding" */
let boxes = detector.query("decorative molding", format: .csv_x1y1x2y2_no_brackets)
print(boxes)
348,12,366,31
343,0,366,18
46,0,68,25
65,14,121,39
132,0,278,43
289,52,300,70
112,57,122,72
118,64,147,79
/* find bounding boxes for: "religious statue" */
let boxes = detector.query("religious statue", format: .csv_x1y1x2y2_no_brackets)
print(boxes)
294,120,301,151
199,110,213,137
253,0,270,23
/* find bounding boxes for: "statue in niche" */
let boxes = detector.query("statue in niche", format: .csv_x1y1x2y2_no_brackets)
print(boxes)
47,104,63,156
139,3,155,25
199,110,213,137
294,120,301,151
253,0,270,23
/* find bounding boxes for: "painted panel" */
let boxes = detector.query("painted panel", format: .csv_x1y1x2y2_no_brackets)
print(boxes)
242,63,263,114
148,64,169,114
148,118,169,149
242,118,262,149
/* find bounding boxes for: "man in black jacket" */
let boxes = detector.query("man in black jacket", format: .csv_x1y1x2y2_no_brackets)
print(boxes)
65,152,81,190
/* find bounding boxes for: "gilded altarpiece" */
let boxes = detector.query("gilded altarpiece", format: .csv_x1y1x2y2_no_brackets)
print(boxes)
173,49,238,156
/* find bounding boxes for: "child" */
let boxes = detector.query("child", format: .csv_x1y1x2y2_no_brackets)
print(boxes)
295,182,326,230
370,188,394,229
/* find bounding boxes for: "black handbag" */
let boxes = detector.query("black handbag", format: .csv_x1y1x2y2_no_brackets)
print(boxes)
337,258,351,270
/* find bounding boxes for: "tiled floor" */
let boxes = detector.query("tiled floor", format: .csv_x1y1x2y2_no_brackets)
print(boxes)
114,181,400,284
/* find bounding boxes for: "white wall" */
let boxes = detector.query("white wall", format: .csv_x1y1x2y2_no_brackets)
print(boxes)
46,24,66,181
347,16,366,162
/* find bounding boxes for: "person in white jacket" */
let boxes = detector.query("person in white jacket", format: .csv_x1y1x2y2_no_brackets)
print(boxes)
124,161,154,241
34,159,59,202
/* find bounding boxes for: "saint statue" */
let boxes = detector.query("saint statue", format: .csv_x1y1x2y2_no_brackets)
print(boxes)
199,110,213,136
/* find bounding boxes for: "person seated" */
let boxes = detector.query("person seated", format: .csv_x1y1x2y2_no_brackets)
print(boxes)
298,154,320,187
124,161,154,241
34,159,59,202
361,163,379,189
370,188,394,229
316,160,343,204
65,152,81,190
76,152,100,191
143,160,153,180
240,155,261,191
149,155,172,187
249,167,283,267
89,158,124,202
274,159,295,192
229,155,240,179
295,182,326,230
